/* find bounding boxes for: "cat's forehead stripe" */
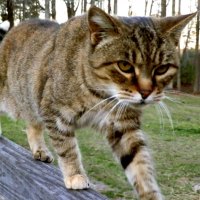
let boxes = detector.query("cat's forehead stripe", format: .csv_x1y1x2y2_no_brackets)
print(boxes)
120,16,154,27
120,16,172,66
129,25,166,65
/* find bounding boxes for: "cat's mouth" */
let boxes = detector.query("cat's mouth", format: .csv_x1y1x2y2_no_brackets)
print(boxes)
115,91,164,107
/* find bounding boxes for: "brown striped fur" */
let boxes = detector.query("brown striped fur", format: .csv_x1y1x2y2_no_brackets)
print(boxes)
0,6,195,199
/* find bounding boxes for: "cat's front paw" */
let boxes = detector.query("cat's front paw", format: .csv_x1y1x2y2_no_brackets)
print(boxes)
33,148,54,163
140,191,164,200
64,174,90,190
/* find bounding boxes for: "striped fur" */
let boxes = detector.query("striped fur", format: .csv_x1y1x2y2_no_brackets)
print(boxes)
0,6,195,199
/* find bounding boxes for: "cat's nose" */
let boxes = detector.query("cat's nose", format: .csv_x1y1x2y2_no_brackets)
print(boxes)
140,90,151,99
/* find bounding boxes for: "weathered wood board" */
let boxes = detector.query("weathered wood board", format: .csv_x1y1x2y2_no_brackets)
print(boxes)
0,136,108,200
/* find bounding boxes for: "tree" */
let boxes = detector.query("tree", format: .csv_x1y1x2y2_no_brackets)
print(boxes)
194,0,200,93
63,0,80,19
113,0,117,15
45,0,50,19
6,0,14,28
81,0,87,13
98,0,103,9
11,0,43,22
161,0,166,17
128,0,132,16
149,0,155,16
177,0,181,90
90,0,95,6
51,0,56,19
108,0,111,14
178,0,181,15
172,0,175,16
144,0,148,16
168,0,176,89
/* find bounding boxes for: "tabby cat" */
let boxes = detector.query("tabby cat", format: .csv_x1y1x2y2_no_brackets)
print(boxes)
0,6,195,200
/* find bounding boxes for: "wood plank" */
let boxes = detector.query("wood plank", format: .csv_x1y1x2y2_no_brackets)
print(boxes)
0,136,108,200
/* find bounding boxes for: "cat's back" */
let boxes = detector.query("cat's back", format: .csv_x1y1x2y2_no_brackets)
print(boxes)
0,19,60,86
1,19,60,53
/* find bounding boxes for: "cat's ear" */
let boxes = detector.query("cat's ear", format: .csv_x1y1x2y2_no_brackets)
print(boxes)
158,12,196,46
88,6,118,45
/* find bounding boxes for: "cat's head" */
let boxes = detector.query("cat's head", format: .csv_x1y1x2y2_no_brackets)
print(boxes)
87,6,195,107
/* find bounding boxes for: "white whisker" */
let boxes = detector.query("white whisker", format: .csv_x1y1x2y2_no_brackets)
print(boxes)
103,101,122,123
159,101,174,133
155,104,164,131
83,95,117,117
120,99,139,104
165,90,200,99
93,97,117,121
115,102,126,120
164,96,182,104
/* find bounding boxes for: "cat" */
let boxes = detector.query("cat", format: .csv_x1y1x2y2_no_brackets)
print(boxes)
0,6,195,200
0,20,10,41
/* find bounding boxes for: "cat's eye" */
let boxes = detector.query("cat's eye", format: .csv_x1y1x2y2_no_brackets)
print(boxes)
118,61,134,73
155,65,170,75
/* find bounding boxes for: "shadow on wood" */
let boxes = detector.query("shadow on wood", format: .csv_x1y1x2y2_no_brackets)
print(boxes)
0,136,108,200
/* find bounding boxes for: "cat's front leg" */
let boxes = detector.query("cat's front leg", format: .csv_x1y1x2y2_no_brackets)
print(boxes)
46,120,90,190
107,129,163,200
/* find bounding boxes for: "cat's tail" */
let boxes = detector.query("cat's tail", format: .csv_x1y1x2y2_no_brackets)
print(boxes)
0,20,10,42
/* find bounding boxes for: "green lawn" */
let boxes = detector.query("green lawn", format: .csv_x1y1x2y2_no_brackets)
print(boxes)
0,92,200,200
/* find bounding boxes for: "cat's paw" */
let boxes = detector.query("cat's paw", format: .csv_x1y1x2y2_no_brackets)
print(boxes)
64,174,90,190
33,149,54,163
139,191,164,200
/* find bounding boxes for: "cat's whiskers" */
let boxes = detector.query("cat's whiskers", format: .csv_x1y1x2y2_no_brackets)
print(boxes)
164,95,181,104
158,101,174,133
154,104,164,131
115,101,127,120
120,98,140,104
93,97,118,123
165,90,200,99
83,95,117,118
102,100,122,124
164,94,200,111
103,94,140,123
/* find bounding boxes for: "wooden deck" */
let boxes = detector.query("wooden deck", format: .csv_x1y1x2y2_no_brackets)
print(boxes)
0,136,108,200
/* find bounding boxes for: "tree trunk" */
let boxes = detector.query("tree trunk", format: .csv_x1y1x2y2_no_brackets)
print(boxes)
168,0,176,89
181,20,194,67
45,0,50,19
149,0,154,16
194,0,200,93
22,0,26,20
99,0,103,9
51,0,56,19
113,0,117,15
64,0,80,19
108,0,111,14
7,0,14,28
81,0,87,13
178,0,181,15
172,0,175,16
177,0,181,90
144,0,148,16
161,0,166,17
90,0,95,6
128,2,132,16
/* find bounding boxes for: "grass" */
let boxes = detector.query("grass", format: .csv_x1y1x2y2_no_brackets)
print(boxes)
0,92,200,200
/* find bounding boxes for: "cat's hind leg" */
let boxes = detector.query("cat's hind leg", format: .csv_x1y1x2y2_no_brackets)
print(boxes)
27,123,53,163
